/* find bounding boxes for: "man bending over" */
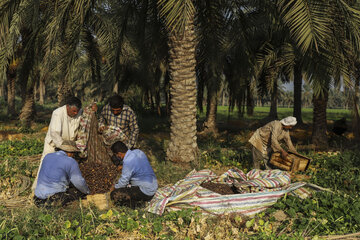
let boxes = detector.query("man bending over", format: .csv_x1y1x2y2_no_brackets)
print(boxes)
110,141,157,208
34,141,90,207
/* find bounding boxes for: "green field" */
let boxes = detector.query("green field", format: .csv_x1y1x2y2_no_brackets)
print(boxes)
0,106,359,239
204,106,352,123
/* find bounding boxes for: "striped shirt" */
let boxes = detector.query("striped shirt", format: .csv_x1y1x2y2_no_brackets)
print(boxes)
99,104,139,148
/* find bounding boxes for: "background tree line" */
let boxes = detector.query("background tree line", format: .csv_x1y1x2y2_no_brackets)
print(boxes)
2,0,360,163
209,82,352,109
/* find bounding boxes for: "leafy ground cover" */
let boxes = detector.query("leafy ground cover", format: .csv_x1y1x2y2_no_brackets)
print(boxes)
0,108,359,239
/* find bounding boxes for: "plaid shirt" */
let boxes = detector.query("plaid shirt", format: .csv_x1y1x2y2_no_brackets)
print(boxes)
99,104,139,148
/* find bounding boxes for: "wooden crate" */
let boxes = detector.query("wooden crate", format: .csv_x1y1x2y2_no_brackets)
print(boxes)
270,151,311,172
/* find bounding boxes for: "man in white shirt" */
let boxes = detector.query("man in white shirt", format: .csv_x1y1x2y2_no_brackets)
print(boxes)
32,96,83,190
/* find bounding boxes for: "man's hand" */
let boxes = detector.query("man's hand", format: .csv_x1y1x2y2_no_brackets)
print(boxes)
91,103,98,112
281,150,289,160
110,184,115,192
98,125,108,133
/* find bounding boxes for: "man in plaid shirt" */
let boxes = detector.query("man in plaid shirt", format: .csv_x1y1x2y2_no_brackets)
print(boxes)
99,95,139,149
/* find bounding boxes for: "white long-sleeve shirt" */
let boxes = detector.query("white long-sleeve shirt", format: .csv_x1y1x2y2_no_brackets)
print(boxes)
44,105,82,148
32,105,83,192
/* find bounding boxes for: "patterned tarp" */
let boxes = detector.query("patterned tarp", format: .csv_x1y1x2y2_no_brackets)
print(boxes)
146,168,313,216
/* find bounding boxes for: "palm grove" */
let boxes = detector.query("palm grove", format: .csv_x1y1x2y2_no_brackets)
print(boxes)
1,0,360,163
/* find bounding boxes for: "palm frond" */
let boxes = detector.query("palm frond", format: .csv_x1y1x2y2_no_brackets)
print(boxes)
158,0,195,35
278,0,332,52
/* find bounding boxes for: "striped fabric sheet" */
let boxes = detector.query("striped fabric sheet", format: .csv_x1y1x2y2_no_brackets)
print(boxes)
76,104,96,158
146,169,312,216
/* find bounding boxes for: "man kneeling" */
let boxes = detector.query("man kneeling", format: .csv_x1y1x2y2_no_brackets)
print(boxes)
34,141,90,207
110,141,158,208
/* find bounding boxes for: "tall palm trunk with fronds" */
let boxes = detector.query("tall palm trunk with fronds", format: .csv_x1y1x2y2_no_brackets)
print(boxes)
293,62,303,124
312,90,328,148
166,18,198,163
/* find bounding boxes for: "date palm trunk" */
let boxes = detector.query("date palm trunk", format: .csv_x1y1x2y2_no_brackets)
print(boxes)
0,80,6,101
246,83,254,116
39,76,45,105
293,63,303,124
166,18,198,163
33,80,38,102
6,68,16,117
19,82,36,128
352,77,360,140
312,91,328,148
203,88,218,134
155,91,161,116
57,80,72,106
269,80,278,120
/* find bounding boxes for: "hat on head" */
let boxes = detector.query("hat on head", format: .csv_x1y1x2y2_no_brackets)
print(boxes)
58,140,80,153
280,116,297,126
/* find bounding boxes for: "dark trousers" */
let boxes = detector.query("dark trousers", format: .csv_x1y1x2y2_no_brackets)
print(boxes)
34,186,87,208
110,186,153,209
252,146,271,170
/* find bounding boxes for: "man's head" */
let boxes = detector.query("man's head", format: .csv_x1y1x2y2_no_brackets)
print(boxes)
56,140,80,158
111,141,128,161
109,95,124,116
280,116,297,130
111,141,128,171
66,96,82,118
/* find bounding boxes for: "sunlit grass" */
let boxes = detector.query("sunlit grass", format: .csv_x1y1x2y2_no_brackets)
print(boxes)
198,106,352,123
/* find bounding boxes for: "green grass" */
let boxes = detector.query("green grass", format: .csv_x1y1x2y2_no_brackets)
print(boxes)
0,105,359,239
204,106,352,123
1,137,360,239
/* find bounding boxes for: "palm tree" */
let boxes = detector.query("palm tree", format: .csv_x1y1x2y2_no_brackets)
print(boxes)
158,0,198,162
302,82,312,108
277,0,360,147
196,0,227,134
0,0,44,124
6,59,18,117
224,1,267,120
293,60,303,124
